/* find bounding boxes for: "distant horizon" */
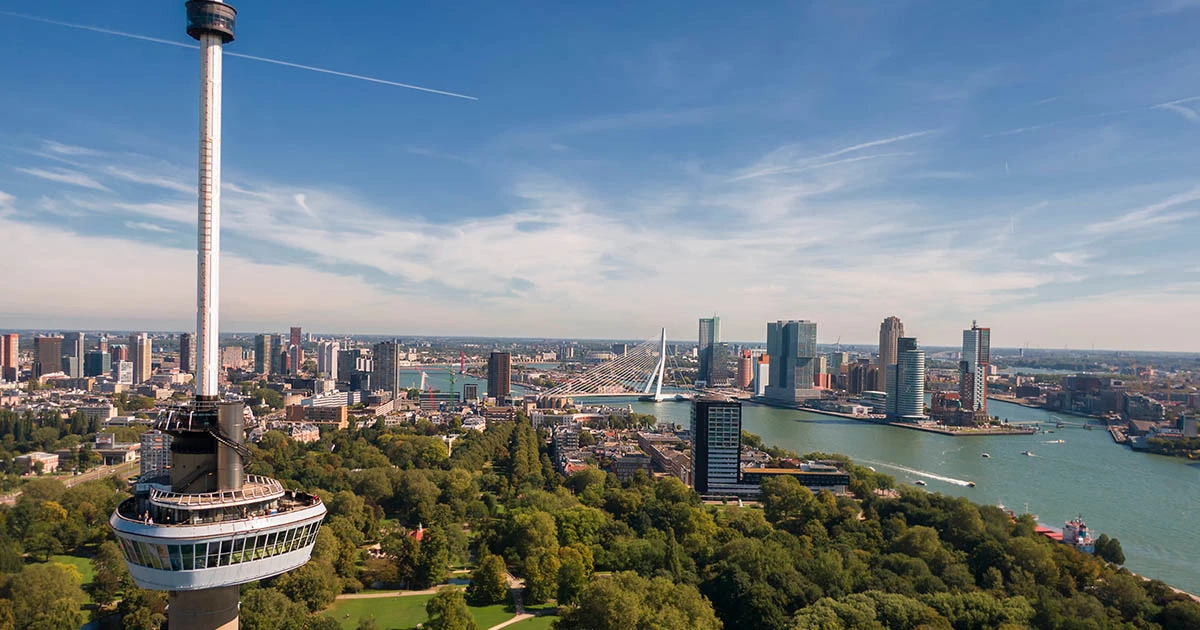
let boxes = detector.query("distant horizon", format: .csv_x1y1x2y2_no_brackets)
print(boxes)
1,325,1195,357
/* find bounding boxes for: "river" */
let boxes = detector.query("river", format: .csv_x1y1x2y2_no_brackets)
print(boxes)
598,396,1200,595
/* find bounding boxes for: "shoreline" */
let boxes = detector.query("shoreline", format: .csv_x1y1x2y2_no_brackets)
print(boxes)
746,398,1037,436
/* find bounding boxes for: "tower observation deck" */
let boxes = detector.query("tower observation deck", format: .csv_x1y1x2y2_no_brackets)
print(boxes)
109,3,325,628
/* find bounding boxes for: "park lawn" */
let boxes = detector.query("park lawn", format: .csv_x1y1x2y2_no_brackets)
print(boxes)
50,554,95,586
322,595,516,630
323,595,433,630
510,614,558,629
469,603,516,629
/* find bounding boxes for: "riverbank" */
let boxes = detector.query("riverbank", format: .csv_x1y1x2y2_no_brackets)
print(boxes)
886,422,1036,436
987,396,1107,422
748,398,1035,436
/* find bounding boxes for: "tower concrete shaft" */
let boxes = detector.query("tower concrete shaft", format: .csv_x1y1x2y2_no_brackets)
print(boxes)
195,27,224,401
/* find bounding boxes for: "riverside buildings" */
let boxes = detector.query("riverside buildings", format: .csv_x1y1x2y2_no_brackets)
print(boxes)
697,316,720,386
691,397,742,494
372,340,403,400
765,320,820,403
960,321,991,419
878,316,904,380
886,337,927,421
488,351,512,401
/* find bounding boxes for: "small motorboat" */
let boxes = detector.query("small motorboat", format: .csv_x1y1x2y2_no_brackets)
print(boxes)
1021,450,1034,456
914,480,927,486
981,453,991,458
967,482,976,487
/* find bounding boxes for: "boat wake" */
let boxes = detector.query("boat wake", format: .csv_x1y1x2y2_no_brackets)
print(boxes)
857,459,973,487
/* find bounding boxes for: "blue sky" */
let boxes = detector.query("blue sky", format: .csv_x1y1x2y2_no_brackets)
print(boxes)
3,1,1200,350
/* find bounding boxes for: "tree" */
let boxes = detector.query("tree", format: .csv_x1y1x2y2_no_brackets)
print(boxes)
760,476,818,525
524,547,561,604
91,540,130,606
11,563,87,630
240,588,311,630
557,572,721,630
355,617,379,630
425,587,478,630
275,559,342,612
413,527,450,589
116,589,167,630
1094,534,1126,565
467,553,510,606
557,547,590,605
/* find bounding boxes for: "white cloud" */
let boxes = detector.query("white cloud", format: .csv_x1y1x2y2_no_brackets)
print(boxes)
125,221,173,233
14,166,111,192
1085,186,1200,235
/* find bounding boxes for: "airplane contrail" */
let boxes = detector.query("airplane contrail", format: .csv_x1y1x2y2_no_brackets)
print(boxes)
0,10,478,101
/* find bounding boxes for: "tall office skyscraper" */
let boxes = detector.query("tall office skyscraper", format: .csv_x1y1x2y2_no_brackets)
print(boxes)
754,354,770,397
372,340,402,399
960,321,991,417
290,326,302,348
697,316,720,386
129,333,152,384
111,344,129,363
317,341,340,381
488,351,512,401
84,350,111,378
33,335,63,379
254,334,273,375
765,320,819,403
180,332,196,374
878,316,905,375
886,337,925,420
97,335,108,354
691,397,742,494
289,344,302,375
1,333,18,381
64,332,85,378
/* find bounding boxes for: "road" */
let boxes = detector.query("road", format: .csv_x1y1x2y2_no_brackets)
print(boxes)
0,460,139,505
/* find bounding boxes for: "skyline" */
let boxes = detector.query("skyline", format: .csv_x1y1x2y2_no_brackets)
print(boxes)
4,2,1200,350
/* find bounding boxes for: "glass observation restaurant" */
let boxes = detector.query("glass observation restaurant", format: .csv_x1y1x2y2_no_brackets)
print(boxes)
110,470,326,591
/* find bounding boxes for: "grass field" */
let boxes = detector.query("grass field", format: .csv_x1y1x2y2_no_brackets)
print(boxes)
322,595,518,630
509,615,558,629
49,554,95,586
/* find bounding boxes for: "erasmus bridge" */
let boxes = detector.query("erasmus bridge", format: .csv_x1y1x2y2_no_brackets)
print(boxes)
541,328,685,400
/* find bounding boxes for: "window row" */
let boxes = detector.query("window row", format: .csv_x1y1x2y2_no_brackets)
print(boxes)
119,521,322,571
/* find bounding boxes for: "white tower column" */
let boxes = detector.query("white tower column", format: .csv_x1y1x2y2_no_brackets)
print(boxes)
196,31,223,399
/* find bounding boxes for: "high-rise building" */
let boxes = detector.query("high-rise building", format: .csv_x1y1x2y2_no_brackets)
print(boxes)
765,320,820,403
488,351,512,401
113,360,133,385
317,341,340,381
813,354,828,375
289,345,302,375
691,397,742,494
338,348,370,382
1,333,17,381
960,321,991,417
736,351,754,389
829,351,849,374
463,383,479,402
129,333,152,384
697,316,720,386
140,430,172,478
878,316,905,376
270,334,285,374
754,355,769,397
64,332,85,378
109,7,326,629
84,350,111,378
111,344,129,363
98,335,108,354
886,337,925,420
33,335,63,379
847,358,872,395
180,332,195,374
290,326,302,349
896,338,926,420
372,340,402,399
254,334,273,375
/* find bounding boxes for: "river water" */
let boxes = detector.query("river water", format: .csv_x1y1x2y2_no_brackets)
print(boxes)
603,397,1200,595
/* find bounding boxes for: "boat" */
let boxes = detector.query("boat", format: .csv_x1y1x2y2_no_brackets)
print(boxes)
967,482,976,487
1047,430,1055,434
1063,517,1096,554
914,480,927,486
1021,450,1034,456
981,453,991,458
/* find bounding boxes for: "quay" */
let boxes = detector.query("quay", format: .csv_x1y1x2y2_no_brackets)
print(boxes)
747,398,1037,436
